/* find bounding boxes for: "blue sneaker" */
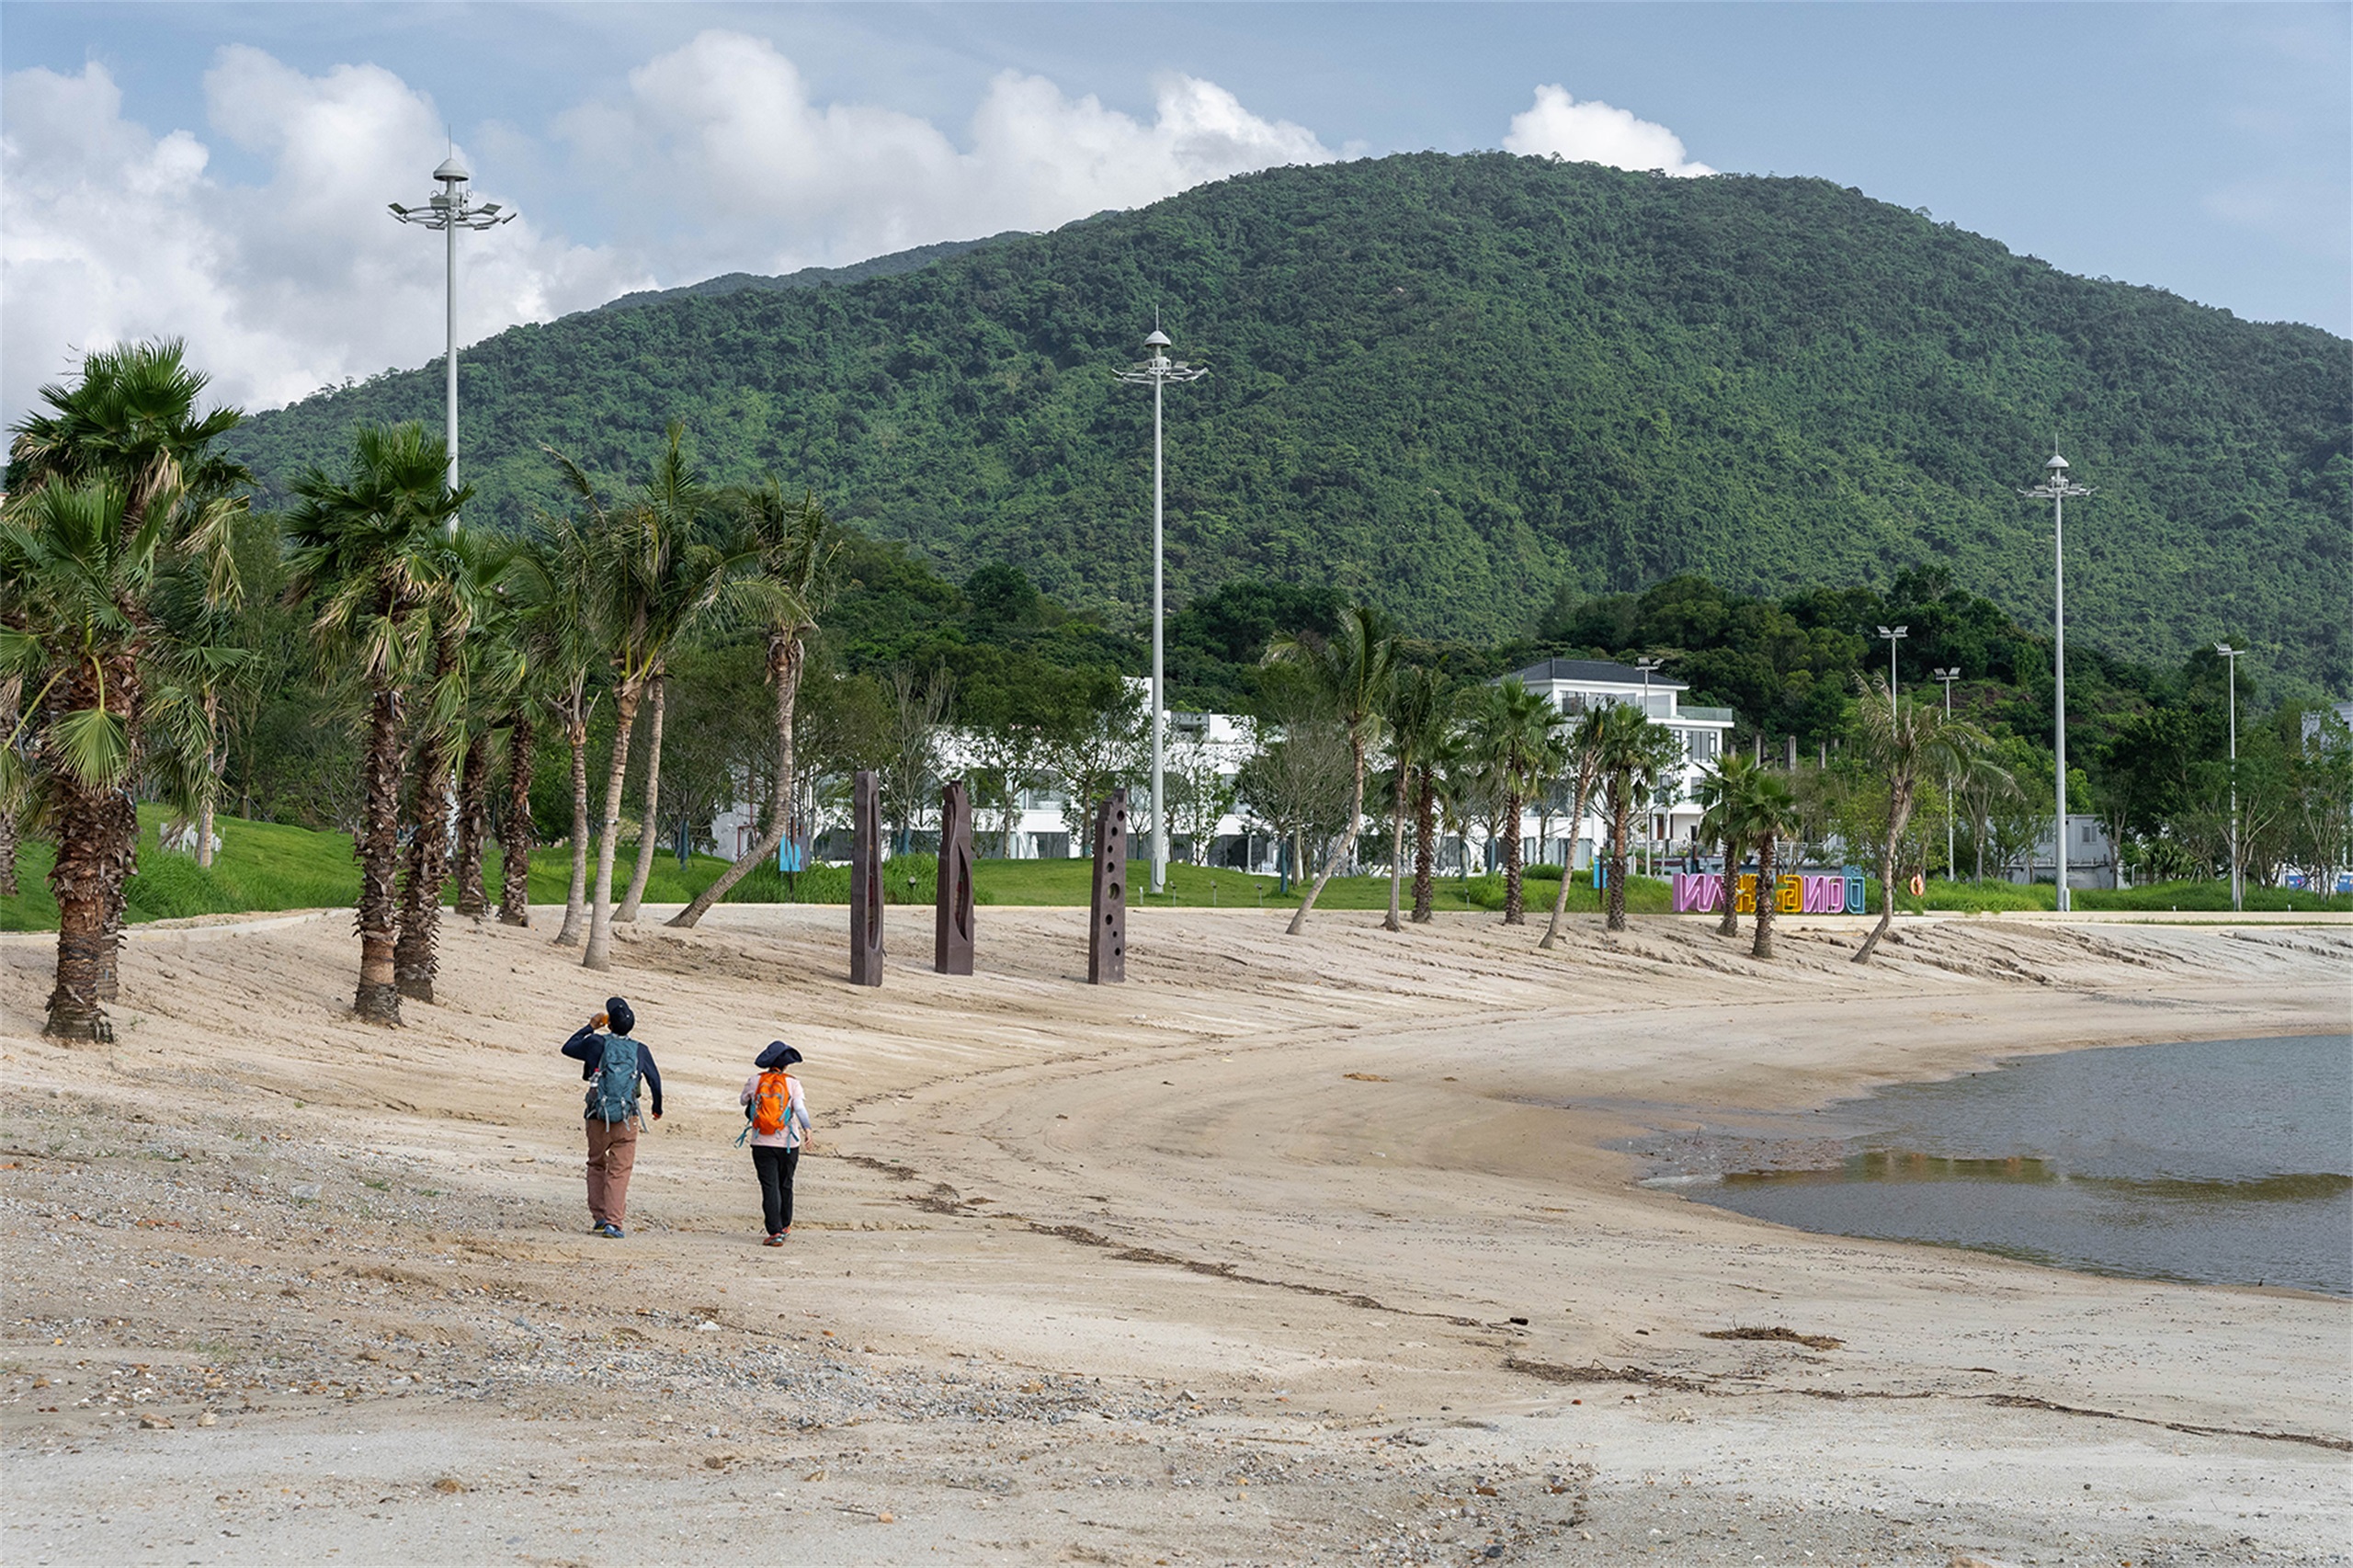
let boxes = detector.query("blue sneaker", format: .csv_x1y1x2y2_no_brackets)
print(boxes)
597,1221,624,1239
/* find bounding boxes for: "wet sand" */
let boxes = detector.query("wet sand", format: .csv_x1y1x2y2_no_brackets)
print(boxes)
3,904,2348,1565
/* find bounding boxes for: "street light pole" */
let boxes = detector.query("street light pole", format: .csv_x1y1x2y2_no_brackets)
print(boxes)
1934,666,1961,881
390,154,515,504
2215,642,2242,913
1115,327,1207,895
2024,449,2092,912
1875,626,1908,709
1634,656,1663,876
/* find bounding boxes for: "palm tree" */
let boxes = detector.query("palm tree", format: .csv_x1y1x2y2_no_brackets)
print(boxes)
1539,707,1608,949
1696,751,1767,938
670,483,838,928
282,422,467,1023
1849,674,1998,963
1746,770,1802,960
1264,605,1398,934
571,427,727,970
1381,664,1456,932
1469,677,1566,925
1590,703,1679,932
7,337,249,1002
511,516,604,942
0,482,174,1039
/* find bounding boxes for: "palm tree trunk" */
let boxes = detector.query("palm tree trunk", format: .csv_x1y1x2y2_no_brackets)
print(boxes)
498,714,535,926
1540,769,1594,949
42,673,137,1040
673,634,802,928
1853,824,1904,963
195,687,221,870
355,686,404,1023
619,673,668,921
553,699,590,945
0,675,19,898
1716,832,1742,937
1750,834,1780,959
453,728,493,917
1410,767,1437,924
1288,736,1365,935
394,730,453,1003
582,678,643,971
1502,789,1528,924
1383,763,1409,932
1606,776,1631,931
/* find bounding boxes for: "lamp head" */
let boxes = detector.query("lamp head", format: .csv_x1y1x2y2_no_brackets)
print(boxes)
2045,451,2069,472
434,155,471,184
1143,329,1172,348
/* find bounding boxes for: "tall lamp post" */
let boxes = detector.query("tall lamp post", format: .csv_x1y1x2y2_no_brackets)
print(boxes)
1875,626,1908,707
2024,449,2091,912
1933,666,1961,881
1115,327,1207,895
390,155,515,499
2214,642,2242,913
1633,656,1664,873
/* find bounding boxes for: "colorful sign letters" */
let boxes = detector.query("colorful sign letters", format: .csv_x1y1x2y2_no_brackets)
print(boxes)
1671,871,1865,915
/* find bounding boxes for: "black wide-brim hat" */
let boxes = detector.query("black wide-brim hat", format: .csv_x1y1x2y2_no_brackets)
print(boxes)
756,1040,803,1070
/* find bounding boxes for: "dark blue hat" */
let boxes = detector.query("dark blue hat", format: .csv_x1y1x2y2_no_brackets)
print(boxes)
756,1040,802,1070
605,997,635,1036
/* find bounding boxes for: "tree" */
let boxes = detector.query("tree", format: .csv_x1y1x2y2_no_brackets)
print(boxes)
1382,664,1456,931
1264,605,1398,933
1851,675,1997,962
565,426,726,970
511,515,605,942
881,664,954,854
1539,707,1608,949
1696,752,1764,938
671,483,839,928
1746,771,1802,960
282,421,467,1022
1052,679,1145,857
1589,703,1679,932
1467,677,1566,925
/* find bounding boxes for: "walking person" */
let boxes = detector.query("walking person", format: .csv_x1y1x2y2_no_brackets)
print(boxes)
561,996,663,1238
739,1041,810,1245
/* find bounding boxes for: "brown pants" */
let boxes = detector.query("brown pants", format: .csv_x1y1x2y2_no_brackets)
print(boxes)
585,1116,640,1227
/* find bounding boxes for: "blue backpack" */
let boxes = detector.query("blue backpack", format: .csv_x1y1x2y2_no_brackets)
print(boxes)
585,1034,643,1123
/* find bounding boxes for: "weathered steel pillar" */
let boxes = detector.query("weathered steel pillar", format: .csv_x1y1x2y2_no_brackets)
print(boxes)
935,778,974,975
1088,789,1128,984
849,768,883,987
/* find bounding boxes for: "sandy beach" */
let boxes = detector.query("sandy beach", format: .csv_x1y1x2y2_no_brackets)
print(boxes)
3,904,2347,1566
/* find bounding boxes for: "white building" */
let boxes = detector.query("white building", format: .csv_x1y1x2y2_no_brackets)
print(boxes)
1506,658,1738,870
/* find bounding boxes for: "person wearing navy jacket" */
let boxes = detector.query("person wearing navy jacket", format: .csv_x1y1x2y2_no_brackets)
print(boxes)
560,996,663,1237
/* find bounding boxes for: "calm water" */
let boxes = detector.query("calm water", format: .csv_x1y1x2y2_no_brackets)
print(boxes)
1651,1034,2353,1295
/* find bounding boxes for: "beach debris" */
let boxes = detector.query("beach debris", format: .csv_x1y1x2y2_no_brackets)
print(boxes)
1344,1073,1390,1082
196,1412,217,1426
1702,1325,1844,1350
431,1477,465,1494
139,1414,173,1429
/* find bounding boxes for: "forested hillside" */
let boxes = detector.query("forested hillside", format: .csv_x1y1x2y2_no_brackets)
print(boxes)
225,153,2351,688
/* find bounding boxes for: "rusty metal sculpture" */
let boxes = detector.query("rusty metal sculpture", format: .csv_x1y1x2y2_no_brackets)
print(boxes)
1088,789,1128,984
935,778,975,975
849,768,884,986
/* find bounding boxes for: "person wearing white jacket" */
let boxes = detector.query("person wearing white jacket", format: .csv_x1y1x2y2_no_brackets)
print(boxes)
741,1041,811,1244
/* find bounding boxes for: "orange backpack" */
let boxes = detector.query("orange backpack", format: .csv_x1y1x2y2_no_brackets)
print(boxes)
751,1072,796,1137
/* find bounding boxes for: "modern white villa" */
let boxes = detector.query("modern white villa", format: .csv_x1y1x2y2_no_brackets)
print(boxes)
1506,658,1737,870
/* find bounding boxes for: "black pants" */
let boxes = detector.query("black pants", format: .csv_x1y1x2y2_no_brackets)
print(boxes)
752,1145,799,1234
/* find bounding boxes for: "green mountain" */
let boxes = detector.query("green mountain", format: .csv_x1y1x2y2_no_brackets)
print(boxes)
226,153,2352,689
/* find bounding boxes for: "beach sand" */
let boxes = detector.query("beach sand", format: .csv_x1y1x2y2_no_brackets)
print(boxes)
3,904,2347,1565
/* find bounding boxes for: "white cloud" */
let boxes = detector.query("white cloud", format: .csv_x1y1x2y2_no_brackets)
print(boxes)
4,36,1332,424
556,30,1335,273
2,53,641,424
1503,84,1714,177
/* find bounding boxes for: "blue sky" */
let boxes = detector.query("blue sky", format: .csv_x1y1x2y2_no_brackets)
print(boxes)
5,3,2346,419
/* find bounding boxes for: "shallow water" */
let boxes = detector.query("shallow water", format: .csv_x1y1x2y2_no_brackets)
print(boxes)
1648,1034,2353,1295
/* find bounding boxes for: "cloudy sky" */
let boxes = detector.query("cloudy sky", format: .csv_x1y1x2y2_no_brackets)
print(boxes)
5,3,2347,423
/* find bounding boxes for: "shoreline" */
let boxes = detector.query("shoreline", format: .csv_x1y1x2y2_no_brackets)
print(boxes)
5,905,2348,1562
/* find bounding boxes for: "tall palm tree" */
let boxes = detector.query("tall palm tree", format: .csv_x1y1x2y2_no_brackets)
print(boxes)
7,337,249,1001
1539,707,1608,950
1590,702,1679,932
1850,675,1998,963
670,483,838,928
1746,770,1802,960
282,422,467,1024
512,514,604,943
571,427,727,970
1469,677,1566,925
1381,663,1455,932
1264,605,1398,935
0,482,175,1039
1696,751,1767,938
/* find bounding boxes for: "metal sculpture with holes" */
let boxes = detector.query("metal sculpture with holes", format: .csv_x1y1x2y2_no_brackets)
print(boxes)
1089,789,1128,983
